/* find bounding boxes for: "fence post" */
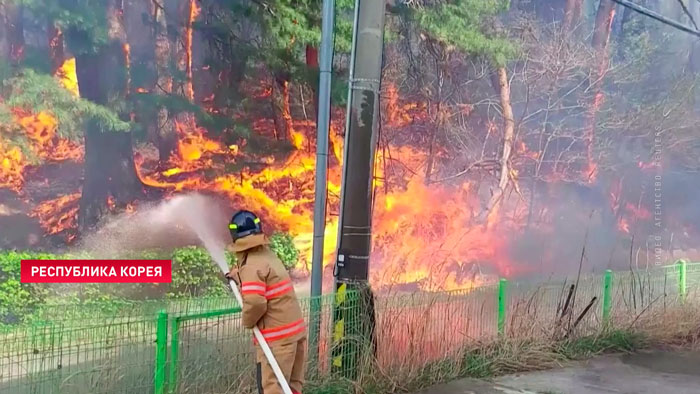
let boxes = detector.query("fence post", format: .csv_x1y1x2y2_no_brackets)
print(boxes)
308,295,322,377
169,318,180,394
602,269,613,323
678,259,687,302
154,309,168,394
497,278,507,335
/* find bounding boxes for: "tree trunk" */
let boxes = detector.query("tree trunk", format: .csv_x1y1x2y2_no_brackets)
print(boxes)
271,73,293,142
174,0,197,131
177,0,196,102
4,3,24,65
425,98,445,184
152,0,176,162
483,67,515,225
495,67,515,193
79,119,144,229
425,63,445,184
585,0,616,180
0,4,7,57
592,0,616,51
687,0,700,74
76,0,144,231
424,125,437,184
306,44,320,121
48,20,64,75
618,4,634,40
562,0,583,33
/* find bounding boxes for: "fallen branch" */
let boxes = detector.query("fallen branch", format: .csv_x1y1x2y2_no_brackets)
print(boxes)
626,295,662,330
569,297,598,335
431,159,500,183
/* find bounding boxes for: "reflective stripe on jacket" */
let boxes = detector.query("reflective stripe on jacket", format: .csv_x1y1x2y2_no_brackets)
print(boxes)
229,233,306,345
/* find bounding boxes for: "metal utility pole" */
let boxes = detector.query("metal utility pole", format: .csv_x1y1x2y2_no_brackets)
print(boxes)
331,0,386,378
309,0,335,371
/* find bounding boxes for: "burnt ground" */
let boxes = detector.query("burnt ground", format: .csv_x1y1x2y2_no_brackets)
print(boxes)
0,188,42,249
0,161,82,250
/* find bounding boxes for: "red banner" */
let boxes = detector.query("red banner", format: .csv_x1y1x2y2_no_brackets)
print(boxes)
20,260,172,283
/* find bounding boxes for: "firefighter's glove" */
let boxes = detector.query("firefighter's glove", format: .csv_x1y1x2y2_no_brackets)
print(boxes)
225,268,240,285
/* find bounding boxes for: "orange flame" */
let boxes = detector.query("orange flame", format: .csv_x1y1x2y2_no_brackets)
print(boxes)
0,110,83,191
30,193,81,238
15,110,84,162
9,78,654,291
18,111,57,147
181,0,198,102
56,57,79,96
177,131,224,162
290,129,306,150
191,0,201,19
0,142,25,191
624,202,651,220
618,217,630,233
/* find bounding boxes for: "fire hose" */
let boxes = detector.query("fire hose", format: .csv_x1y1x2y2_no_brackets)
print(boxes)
227,279,293,394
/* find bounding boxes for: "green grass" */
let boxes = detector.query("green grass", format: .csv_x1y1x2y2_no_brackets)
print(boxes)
556,329,646,359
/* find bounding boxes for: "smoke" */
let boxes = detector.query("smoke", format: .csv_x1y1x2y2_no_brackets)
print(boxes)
507,188,620,277
506,167,700,279
78,192,231,268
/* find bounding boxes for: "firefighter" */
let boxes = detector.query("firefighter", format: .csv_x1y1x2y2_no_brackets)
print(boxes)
225,210,306,394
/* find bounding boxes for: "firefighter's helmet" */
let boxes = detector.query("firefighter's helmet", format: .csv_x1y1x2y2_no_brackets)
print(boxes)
229,210,263,241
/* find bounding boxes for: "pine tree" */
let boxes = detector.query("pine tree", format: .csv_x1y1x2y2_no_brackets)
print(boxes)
1,1,25,65
585,0,617,180
247,0,353,142
562,0,583,33
413,0,514,66
402,0,515,207
47,19,64,75
176,0,196,103
47,0,147,229
151,0,176,163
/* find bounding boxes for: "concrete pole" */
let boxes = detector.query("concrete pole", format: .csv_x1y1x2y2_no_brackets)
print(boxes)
309,0,336,370
330,0,386,379
334,0,386,283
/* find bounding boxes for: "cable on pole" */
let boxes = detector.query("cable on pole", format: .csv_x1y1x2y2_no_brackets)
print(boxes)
675,0,699,30
612,0,700,38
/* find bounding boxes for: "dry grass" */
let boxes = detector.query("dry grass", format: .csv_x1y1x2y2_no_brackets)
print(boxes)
1,268,699,393
305,329,646,394
305,271,700,394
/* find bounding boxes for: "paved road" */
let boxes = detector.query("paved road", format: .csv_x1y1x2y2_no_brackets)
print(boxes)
416,350,700,394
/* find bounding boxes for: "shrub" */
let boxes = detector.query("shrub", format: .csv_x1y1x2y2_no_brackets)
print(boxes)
269,232,299,270
0,232,299,310
0,251,53,324
169,246,229,298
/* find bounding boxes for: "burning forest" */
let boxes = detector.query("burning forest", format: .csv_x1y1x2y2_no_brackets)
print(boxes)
1,0,700,293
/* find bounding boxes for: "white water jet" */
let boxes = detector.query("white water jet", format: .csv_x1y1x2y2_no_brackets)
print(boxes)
77,192,311,296
79,192,231,269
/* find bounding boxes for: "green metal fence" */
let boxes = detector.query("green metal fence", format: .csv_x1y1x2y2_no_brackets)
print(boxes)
0,315,158,394
167,307,247,394
1,261,698,394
